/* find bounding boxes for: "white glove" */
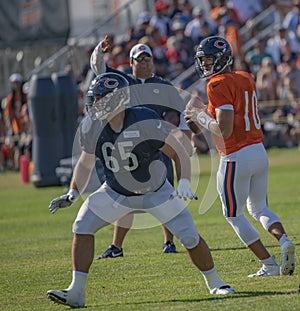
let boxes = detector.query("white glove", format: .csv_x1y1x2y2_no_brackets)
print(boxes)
170,178,198,200
49,189,79,214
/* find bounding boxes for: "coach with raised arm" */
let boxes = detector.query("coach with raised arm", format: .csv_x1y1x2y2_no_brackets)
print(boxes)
90,34,193,258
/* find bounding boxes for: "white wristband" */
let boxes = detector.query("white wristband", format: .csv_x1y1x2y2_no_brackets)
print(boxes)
67,189,79,202
197,111,213,130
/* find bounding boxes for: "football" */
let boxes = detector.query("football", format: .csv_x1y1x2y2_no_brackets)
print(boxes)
186,119,201,134
184,95,207,134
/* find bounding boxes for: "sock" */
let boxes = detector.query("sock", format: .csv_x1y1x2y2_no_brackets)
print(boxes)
279,234,289,247
67,270,88,293
200,267,226,291
260,255,277,265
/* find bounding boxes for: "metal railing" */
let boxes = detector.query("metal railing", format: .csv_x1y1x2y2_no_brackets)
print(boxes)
171,4,283,92
0,2,284,99
240,5,282,52
26,0,138,80
0,0,142,99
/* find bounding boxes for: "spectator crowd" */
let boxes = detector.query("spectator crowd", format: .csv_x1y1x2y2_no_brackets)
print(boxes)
1,0,300,173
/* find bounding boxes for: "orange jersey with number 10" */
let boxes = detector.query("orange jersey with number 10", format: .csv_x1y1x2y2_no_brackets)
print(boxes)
207,71,263,156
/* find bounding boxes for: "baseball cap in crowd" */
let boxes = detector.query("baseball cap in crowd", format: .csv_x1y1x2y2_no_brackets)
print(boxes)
9,73,23,83
129,44,153,59
155,0,170,12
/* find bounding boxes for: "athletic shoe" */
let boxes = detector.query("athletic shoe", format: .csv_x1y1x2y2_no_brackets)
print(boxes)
280,241,295,275
210,285,235,295
96,244,123,259
163,240,177,253
47,289,85,308
248,260,280,278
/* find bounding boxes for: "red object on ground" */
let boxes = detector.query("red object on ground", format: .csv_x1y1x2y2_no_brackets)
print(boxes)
20,155,30,183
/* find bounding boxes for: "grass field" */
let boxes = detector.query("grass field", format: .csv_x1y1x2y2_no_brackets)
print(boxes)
0,147,299,311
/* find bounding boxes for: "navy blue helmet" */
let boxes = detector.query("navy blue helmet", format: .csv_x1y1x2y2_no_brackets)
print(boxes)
194,36,233,79
86,72,129,120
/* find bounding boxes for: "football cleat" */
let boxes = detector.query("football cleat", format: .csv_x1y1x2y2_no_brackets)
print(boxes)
248,260,280,278
163,240,177,253
280,241,295,275
210,285,235,295
97,244,123,259
47,289,85,308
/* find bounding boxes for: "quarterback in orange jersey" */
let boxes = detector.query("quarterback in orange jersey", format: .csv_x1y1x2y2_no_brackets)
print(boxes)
185,36,295,277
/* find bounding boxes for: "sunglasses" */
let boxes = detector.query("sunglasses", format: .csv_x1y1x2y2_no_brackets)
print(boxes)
133,55,152,63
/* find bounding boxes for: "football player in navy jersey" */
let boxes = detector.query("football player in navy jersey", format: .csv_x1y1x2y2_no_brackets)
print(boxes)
90,34,192,257
47,73,235,308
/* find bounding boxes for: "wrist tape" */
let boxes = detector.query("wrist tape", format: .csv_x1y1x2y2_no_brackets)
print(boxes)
67,189,79,202
197,111,213,130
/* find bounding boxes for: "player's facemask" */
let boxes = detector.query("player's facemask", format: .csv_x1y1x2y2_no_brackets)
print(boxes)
87,88,129,121
196,56,216,78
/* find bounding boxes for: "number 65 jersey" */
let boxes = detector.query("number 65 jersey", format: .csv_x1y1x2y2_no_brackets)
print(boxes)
207,71,263,156
80,106,170,196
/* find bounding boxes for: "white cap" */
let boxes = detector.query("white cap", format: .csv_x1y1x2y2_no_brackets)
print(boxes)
192,6,204,16
129,44,152,59
9,73,23,83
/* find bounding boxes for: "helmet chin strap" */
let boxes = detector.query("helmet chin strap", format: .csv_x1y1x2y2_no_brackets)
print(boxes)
203,57,232,78
203,67,215,78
